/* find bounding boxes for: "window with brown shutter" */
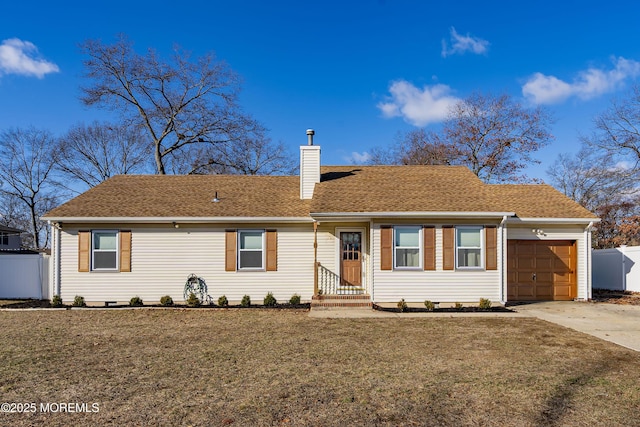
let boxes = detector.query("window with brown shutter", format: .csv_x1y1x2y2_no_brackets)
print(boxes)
442,226,455,270
225,230,237,271
485,226,498,271
423,226,436,271
380,226,393,271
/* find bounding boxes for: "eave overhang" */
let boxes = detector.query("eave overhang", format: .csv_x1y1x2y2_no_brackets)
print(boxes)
43,216,315,224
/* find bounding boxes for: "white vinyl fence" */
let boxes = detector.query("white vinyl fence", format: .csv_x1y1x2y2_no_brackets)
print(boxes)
592,245,640,292
0,254,50,299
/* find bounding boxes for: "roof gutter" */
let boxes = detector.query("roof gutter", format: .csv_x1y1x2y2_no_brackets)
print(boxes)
41,216,315,224
310,211,516,220
506,217,600,224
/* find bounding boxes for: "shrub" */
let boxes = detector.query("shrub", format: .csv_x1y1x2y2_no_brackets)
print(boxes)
454,302,463,309
129,296,143,307
397,298,408,312
264,292,277,307
186,292,201,307
289,294,301,305
424,300,435,311
51,295,63,308
479,298,492,310
72,295,86,307
240,295,251,307
160,295,174,306
218,295,229,307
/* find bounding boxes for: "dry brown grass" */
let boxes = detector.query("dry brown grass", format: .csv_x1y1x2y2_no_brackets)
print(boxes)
1,309,640,426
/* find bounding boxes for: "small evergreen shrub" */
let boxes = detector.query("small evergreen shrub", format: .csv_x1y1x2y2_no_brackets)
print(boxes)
51,295,63,308
72,295,86,307
186,292,201,307
160,295,174,306
424,300,435,311
454,302,463,309
240,295,251,307
397,298,408,312
129,296,143,307
479,298,492,310
289,294,301,305
218,295,229,307
263,292,277,307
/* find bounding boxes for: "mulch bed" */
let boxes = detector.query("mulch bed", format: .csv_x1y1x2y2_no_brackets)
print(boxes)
374,304,513,313
592,288,640,305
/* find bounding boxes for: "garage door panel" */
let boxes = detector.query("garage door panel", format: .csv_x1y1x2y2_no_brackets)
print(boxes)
507,240,577,301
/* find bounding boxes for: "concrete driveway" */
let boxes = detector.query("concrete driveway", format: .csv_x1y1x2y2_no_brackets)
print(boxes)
513,301,640,352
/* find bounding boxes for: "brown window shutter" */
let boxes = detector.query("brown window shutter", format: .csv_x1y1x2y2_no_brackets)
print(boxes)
442,226,455,271
119,230,132,272
225,230,237,271
485,226,498,270
266,230,277,271
380,226,393,271
78,231,90,272
423,226,436,271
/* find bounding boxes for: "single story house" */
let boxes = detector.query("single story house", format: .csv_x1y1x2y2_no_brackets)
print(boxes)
43,131,598,306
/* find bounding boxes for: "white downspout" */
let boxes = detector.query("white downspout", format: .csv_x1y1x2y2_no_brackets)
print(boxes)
51,222,61,298
500,215,508,305
585,222,594,300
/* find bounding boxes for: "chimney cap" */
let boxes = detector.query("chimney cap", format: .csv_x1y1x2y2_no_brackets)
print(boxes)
306,129,315,135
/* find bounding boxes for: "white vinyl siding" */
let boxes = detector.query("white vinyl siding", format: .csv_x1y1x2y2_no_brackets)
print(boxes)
58,224,315,303
372,223,502,303
506,226,589,300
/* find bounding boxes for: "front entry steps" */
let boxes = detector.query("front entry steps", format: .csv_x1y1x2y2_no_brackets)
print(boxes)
311,294,372,310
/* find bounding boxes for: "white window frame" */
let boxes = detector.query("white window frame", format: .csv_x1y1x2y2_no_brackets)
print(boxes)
0,232,8,246
393,226,422,270
91,230,119,271
237,229,265,271
455,226,484,270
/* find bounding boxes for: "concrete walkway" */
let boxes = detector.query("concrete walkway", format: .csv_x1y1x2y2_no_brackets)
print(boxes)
309,302,640,352
512,301,640,352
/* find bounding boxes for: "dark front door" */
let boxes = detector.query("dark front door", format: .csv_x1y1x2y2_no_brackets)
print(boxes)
340,232,362,286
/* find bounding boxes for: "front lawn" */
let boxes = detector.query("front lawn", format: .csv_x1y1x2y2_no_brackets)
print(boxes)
1,309,639,426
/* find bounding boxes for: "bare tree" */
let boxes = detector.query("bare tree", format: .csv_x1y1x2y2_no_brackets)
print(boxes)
187,132,297,175
57,121,151,190
588,85,640,169
80,35,262,175
379,93,553,182
547,148,639,211
0,127,60,249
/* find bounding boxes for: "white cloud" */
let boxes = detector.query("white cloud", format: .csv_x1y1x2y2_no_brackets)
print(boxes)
377,80,461,126
522,57,640,104
441,27,489,58
0,38,59,78
345,151,372,164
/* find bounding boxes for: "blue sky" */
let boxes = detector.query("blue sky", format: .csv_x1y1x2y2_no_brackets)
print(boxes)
2,0,640,181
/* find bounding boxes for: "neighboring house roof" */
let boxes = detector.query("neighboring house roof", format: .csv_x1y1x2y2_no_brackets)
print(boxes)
43,166,597,221
0,224,25,233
